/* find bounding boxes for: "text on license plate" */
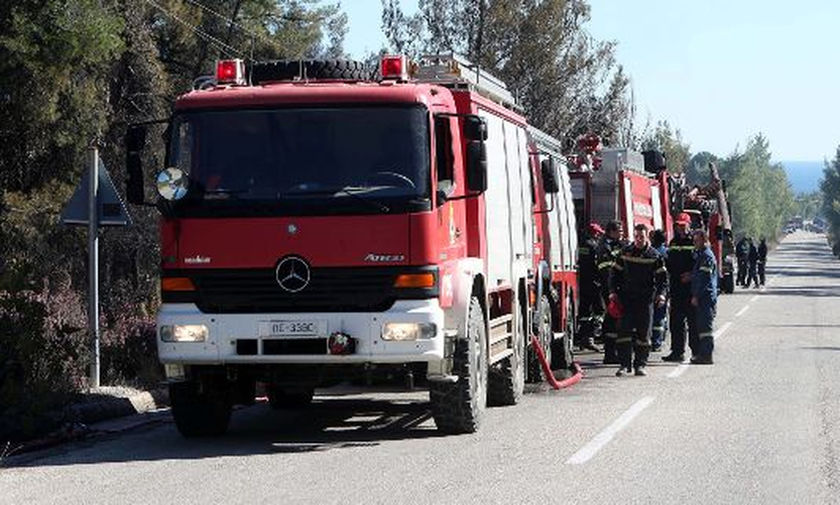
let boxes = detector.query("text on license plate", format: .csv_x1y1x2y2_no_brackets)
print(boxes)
258,320,327,337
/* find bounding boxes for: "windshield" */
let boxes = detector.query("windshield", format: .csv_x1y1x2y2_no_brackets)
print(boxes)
167,105,431,216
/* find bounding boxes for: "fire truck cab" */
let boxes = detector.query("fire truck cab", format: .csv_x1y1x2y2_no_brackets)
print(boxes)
126,55,558,436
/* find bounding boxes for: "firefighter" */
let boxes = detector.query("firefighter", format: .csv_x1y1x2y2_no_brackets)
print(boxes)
735,236,749,286
757,237,768,286
597,220,625,364
747,238,759,288
609,223,668,376
662,213,696,363
690,228,717,364
575,223,605,352
650,229,668,352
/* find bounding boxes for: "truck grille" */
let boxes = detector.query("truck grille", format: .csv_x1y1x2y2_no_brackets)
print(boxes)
162,266,437,314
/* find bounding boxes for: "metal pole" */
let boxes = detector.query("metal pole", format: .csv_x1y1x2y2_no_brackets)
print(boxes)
88,146,100,389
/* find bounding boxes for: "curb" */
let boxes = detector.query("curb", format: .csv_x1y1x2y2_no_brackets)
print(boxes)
2,388,169,461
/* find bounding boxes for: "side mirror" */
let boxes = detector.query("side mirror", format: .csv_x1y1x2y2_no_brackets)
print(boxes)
125,126,147,205
541,158,559,194
466,141,487,193
463,115,488,141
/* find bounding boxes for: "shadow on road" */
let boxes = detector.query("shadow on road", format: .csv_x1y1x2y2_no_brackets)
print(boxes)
9,397,445,468
798,346,840,352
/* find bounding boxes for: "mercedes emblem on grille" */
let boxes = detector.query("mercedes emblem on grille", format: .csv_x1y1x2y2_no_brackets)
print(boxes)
275,256,311,293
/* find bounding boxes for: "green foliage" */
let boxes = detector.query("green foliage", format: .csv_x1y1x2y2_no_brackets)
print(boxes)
792,191,821,221
720,135,794,241
820,146,840,246
381,0,633,151
642,121,691,175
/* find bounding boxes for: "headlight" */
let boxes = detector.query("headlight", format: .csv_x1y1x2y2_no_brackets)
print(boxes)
160,324,207,342
156,167,189,200
381,322,436,341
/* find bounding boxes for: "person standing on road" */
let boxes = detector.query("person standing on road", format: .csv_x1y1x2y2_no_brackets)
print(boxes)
650,229,668,352
690,229,717,364
663,213,696,363
598,220,626,364
609,223,668,377
735,236,749,286
747,238,759,288
576,223,605,352
757,237,768,286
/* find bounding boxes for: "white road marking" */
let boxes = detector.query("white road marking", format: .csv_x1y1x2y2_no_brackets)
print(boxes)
749,294,760,302
735,305,750,318
667,363,689,379
566,396,656,465
714,321,733,340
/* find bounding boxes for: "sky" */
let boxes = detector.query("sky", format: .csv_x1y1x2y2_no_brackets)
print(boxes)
342,0,840,162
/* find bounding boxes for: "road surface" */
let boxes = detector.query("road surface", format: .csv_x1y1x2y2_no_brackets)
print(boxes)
2,231,838,505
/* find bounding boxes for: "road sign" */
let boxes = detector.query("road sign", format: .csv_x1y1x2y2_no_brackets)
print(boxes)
61,159,132,227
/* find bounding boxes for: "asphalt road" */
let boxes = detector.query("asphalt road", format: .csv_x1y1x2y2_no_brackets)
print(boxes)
2,231,839,505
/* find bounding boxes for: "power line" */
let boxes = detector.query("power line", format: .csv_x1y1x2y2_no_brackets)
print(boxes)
142,0,246,58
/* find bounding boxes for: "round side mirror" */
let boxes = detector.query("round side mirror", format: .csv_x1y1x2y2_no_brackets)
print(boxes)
156,167,189,200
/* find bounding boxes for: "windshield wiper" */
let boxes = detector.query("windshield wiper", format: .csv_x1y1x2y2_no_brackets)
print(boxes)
203,188,248,200
284,186,390,213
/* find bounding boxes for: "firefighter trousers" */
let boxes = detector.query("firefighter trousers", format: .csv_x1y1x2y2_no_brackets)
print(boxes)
689,298,716,358
737,259,747,285
602,313,619,363
617,299,653,369
576,289,604,345
651,301,668,350
758,260,766,285
669,296,696,357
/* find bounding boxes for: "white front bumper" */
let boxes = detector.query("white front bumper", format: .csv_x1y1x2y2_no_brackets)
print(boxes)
157,300,445,365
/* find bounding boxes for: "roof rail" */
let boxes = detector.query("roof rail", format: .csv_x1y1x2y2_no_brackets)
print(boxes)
414,54,519,110
528,126,565,158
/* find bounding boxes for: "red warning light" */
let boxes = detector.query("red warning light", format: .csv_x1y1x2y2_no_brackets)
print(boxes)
215,59,246,85
381,55,408,81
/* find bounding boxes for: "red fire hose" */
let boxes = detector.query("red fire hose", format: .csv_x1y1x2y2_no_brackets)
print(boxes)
530,335,583,390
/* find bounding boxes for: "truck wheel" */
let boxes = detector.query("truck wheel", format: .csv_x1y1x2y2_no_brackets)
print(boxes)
722,273,735,294
170,381,232,438
267,386,314,409
551,295,575,372
430,296,487,434
488,294,526,406
527,294,553,383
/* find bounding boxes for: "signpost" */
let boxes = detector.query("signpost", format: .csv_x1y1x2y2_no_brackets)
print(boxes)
60,146,132,388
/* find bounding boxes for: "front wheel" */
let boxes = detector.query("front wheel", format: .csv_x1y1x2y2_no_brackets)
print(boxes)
528,294,553,383
551,295,575,372
430,296,488,434
170,381,232,438
721,273,735,294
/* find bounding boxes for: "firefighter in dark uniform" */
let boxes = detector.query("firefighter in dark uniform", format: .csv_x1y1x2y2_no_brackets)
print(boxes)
609,223,668,376
575,223,605,352
662,213,696,362
597,220,625,364
690,228,717,364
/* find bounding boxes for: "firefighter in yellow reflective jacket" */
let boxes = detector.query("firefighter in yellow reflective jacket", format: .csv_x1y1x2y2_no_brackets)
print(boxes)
690,229,717,364
609,223,668,376
597,220,626,364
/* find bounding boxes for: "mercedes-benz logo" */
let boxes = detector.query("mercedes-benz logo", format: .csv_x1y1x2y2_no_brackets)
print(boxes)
275,256,311,293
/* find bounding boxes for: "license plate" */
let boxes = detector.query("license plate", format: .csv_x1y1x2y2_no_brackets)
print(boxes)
258,320,327,338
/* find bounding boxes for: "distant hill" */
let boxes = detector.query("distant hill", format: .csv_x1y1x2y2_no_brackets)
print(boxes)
780,161,824,194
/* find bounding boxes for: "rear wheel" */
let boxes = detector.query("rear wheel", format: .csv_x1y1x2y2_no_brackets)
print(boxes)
551,295,575,372
430,296,488,433
488,293,526,406
170,381,232,438
528,294,553,382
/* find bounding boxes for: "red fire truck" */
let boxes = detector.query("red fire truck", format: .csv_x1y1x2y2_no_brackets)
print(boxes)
125,55,568,436
568,141,672,241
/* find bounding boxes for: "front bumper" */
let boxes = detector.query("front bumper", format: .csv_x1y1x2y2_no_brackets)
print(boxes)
157,300,445,365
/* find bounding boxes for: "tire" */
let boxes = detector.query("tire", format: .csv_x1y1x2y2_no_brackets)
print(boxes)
487,293,526,406
430,296,488,434
267,387,314,409
251,59,373,84
551,295,575,371
527,294,553,383
721,273,735,294
170,381,232,438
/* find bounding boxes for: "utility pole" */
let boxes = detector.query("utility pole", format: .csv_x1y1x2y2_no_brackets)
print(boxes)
88,146,101,389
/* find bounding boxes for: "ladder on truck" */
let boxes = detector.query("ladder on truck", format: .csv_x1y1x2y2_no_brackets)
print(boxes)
414,54,520,111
